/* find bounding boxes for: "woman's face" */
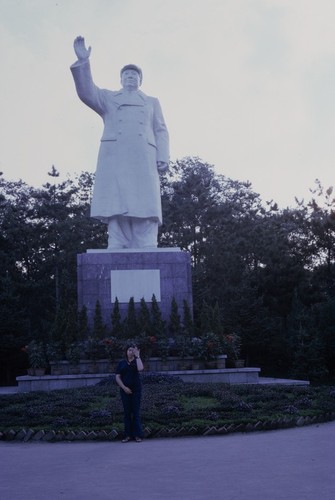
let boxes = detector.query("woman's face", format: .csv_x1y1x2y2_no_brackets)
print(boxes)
127,347,135,359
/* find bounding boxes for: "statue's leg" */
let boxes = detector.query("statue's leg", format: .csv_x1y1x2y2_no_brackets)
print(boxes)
131,217,158,248
107,216,132,248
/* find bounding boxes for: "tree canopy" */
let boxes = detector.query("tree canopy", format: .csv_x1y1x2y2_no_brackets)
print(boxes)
1,159,335,383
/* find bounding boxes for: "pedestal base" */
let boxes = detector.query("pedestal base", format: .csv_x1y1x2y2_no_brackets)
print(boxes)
77,247,193,327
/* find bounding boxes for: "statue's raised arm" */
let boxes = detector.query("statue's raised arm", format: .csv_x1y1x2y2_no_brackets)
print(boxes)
73,36,91,61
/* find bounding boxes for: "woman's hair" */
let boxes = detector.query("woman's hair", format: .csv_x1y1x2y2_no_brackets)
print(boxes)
125,344,136,360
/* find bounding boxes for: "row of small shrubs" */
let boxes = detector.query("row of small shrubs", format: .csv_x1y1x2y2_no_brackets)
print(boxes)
1,375,335,432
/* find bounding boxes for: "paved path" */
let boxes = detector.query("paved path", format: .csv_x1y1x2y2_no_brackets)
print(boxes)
1,421,334,500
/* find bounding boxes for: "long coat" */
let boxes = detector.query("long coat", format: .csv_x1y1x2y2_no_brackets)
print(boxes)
70,60,169,224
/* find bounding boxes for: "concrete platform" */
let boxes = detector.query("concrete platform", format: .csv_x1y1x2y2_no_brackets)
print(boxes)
0,374,309,396
15,368,263,392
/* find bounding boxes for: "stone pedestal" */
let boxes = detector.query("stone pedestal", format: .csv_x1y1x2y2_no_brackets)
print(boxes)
77,247,193,328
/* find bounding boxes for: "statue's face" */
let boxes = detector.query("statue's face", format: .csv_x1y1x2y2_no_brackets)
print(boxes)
121,69,141,90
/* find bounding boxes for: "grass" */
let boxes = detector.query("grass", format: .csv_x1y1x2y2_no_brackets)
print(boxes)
0,374,335,436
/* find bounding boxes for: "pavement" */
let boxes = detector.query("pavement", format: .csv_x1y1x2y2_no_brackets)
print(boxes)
1,421,334,500
0,376,310,396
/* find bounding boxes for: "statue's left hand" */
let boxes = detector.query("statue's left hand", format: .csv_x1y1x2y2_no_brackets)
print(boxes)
157,161,168,174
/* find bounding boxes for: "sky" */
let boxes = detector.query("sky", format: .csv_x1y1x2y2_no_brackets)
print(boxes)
1,0,335,208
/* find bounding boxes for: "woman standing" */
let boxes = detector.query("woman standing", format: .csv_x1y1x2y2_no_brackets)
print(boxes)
115,344,144,442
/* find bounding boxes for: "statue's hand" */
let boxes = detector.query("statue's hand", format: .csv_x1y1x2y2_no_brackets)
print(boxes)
157,161,168,174
73,36,91,60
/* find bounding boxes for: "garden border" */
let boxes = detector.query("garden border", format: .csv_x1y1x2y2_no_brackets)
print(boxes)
1,411,335,443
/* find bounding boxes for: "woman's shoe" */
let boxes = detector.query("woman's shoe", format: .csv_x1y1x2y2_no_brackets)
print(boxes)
135,437,142,442
121,436,131,443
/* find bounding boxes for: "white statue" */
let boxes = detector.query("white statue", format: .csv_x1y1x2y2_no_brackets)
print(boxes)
71,36,169,249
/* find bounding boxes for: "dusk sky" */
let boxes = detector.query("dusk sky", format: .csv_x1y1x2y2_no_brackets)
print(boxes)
1,0,335,207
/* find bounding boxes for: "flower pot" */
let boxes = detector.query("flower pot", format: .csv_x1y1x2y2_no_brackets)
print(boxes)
217,355,227,369
234,359,245,368
34,368,46,376
69,366,80,375
160,361,169,371
52,367,63,376
88,363,99,374
191,360,202,370
205,360,217,369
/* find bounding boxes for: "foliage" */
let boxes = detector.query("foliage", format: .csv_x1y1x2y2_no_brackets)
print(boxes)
101,337,122,362
123,297,138,339
169,297,181,336
65,342,81,366
222,333,242,361
150,294,166,337
111,298,122,337
201,332,223,361
1,161,335,383
92,300,106,340
0,379,334,433
24,341,47,369
78,306,90,340
46,341,64,365
182,299,194,337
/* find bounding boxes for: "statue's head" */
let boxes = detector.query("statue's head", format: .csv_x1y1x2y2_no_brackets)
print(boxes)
120,64,143,88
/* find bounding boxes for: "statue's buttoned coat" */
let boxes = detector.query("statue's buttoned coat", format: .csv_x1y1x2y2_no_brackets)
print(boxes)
70,59,169,224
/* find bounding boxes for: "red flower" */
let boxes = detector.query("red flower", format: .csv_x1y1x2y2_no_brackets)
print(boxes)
103,338,113,345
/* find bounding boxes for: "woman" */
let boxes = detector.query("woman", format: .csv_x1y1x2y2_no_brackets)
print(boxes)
115,344,144,442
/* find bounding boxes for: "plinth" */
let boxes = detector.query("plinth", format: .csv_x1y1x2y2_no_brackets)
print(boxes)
77,248,193,327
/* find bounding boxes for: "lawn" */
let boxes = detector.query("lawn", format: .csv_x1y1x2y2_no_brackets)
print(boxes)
1,374,335,440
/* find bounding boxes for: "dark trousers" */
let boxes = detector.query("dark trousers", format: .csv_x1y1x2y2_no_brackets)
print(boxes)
120,390,143,438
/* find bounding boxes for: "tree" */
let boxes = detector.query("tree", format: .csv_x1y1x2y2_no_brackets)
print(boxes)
182,300,194,338
123,297,138,339
111,297,123,337
137,298,152,335
92,300,106,340
150,294,166,337
78,305,90,340
169,297,181,336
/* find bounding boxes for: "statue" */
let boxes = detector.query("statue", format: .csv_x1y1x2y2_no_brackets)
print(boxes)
70,36,169,249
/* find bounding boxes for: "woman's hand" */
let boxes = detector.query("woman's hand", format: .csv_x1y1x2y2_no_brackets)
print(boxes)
73,36,91,60
133,346,141,358
123,386,132,395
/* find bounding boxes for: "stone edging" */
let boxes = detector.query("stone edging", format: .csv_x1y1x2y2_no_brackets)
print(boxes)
1,412,335,442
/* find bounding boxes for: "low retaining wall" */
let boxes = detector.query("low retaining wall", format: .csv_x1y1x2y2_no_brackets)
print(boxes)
16,367,260,392
173,367,261,384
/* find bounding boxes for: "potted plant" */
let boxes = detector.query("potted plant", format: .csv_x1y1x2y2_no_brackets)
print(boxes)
173,336,192,369
102,337,121,371
222,333,243,367
47,340,64,375
85,337,101,373
202,332,220,368
26,340,47,376
189,337,204,370
66,342,81,374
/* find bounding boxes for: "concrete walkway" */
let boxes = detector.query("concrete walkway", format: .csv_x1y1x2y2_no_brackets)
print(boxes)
0,376,310,396
1,421,334,500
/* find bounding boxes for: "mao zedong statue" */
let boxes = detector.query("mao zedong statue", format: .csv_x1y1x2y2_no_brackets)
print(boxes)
70,36,169,249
